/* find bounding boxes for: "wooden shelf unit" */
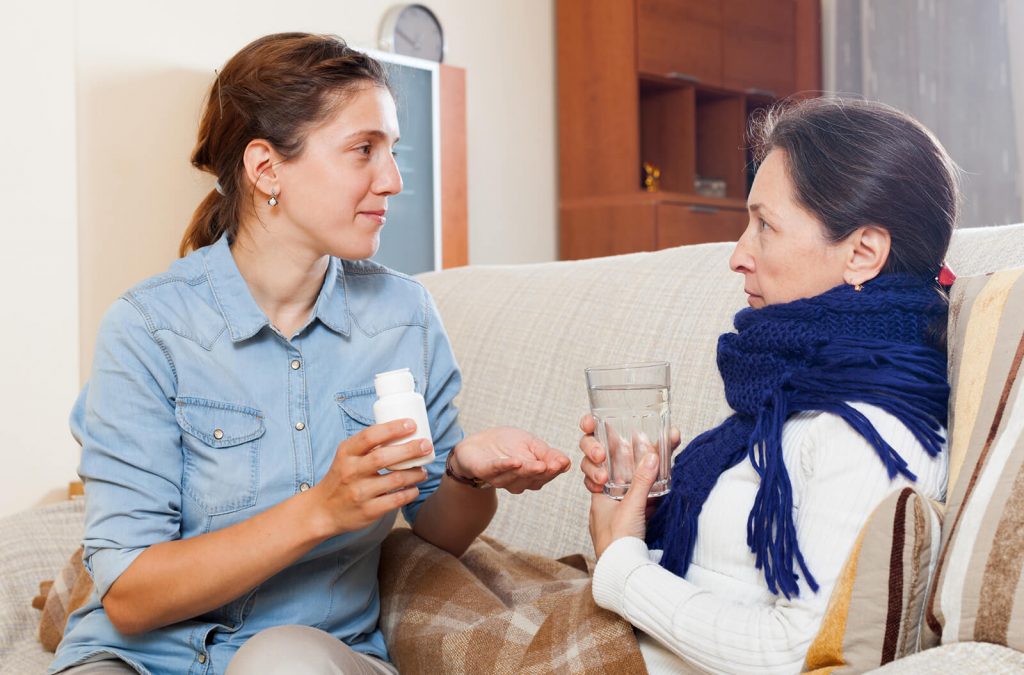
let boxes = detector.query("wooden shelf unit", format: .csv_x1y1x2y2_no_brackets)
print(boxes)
557,0,821,260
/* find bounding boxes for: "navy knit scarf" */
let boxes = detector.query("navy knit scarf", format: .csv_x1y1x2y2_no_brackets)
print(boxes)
645,275,949,599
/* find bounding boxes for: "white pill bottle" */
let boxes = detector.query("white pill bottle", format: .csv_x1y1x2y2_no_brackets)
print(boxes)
373,368,434,470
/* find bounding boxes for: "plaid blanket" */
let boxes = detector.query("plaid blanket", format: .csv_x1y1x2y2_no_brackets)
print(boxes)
378,529,647,674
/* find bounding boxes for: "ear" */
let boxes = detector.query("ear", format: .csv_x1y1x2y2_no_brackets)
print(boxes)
844,225,891,286
242,139,281,197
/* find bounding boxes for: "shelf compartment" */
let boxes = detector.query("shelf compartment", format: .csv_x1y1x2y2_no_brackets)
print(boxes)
639,80,695,194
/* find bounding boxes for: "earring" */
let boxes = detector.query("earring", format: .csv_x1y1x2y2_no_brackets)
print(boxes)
854,283,863,292
268,190,278,207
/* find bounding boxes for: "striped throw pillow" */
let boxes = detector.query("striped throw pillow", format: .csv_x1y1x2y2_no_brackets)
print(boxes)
922,267,1024,649
803,488,943,674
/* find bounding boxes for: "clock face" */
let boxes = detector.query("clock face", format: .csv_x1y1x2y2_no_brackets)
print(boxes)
389,4,444,62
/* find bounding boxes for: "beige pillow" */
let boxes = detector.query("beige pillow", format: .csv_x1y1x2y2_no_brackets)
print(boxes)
803,487,942,674
922,267,1024,649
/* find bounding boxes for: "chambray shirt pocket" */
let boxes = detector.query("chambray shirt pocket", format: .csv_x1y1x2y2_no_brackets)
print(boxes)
175,397,265,514
335,386,377,436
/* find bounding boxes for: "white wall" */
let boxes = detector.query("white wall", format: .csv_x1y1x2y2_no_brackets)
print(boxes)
1,1,556,516
0,2,81,516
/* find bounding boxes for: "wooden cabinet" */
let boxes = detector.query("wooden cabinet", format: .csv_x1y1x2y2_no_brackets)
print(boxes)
558,0,821,260
721,0,797,96
559,194,748,261
636,0,722,83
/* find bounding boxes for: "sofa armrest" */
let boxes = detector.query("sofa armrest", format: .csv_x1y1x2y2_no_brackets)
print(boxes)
0,500,85,658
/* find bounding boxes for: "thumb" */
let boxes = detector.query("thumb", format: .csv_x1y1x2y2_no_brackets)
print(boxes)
621,452,659,512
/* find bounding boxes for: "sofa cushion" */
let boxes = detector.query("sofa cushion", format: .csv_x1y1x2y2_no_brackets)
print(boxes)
803,488,942,674
419,243,744,558
922,266,1024,649
0,499,85,674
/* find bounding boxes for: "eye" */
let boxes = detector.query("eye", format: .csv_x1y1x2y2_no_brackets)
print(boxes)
759,218,771,231
357,144,372,156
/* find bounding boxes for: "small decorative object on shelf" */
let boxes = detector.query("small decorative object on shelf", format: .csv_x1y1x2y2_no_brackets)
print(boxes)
643,161,661,192
694,176,727,198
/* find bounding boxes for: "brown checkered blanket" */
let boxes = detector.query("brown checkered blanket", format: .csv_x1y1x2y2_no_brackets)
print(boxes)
378,528,647,674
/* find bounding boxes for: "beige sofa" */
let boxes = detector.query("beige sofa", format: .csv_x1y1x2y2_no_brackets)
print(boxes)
3,223,1024,674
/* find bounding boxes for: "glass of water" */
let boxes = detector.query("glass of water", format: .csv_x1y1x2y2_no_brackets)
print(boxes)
585,361,672,500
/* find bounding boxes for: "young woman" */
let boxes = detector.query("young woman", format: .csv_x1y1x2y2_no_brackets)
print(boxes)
581,97,958,673
51,33,569,675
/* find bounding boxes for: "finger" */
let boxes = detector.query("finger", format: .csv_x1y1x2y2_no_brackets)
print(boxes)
363,484,421,519
670,426,682,450
621,452,660,512
529,442,571,472
365,438,434,472
376,466,430,496
342,419,418,457
580,457,608,487
583,476,604,494
579,414,596,434
579,434,605,465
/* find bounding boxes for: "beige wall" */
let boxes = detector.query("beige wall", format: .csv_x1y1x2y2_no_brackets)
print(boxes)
0,2,81,517
2,1,556,516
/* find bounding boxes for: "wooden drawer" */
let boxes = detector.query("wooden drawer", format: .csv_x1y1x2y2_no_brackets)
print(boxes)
656,202,748,248
636,0,722,84
560,202,657,260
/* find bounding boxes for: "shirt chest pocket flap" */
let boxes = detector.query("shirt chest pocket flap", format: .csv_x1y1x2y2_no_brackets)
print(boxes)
176,397,265,514
335,386,377,436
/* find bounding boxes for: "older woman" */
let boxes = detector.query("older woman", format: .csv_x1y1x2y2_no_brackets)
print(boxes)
582,97,957,673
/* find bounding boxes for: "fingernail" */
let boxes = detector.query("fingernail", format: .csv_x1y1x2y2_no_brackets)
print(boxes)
420,440,432,454
403,420,415,430
643,453,659,469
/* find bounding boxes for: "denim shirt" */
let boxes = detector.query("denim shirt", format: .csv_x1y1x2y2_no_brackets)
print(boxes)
50,236,463,675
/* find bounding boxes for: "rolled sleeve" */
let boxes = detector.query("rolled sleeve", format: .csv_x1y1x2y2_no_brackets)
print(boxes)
72,297,183,597
402,289,464,524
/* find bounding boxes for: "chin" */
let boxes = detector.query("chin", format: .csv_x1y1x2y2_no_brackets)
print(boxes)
330,238,380,261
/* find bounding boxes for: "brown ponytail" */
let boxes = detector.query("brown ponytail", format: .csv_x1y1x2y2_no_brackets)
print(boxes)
180,32,392,256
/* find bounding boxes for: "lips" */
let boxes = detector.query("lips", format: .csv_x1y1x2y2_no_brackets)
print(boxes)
360,210,387,225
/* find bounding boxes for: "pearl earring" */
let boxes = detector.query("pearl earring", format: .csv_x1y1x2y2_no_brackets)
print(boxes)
268,190,278,207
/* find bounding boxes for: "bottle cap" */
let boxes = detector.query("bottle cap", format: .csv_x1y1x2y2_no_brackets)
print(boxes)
374,368,415,398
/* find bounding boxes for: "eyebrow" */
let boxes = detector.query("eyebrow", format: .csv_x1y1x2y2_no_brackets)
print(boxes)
747,202,778,220
343,129,399,142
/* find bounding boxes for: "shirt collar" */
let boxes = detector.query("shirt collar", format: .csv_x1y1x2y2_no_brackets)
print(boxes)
204,235,351,342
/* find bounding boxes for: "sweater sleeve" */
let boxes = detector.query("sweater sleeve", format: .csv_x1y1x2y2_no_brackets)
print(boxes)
591,405,946,674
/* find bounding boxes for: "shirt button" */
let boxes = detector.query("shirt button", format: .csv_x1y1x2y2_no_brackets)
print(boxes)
291,359,301,370
213,429,224,440
198,653,207,664
299,482,310,492
295,422,305,431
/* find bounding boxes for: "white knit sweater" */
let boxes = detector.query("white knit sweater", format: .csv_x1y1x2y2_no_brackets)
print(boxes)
591,402,948,674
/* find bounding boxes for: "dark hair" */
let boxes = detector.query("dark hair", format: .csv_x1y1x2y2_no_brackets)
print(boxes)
180,32,392,256
749,97,961,281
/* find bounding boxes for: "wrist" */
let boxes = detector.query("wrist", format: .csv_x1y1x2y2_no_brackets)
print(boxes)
445,448,491,489
294,485,336,542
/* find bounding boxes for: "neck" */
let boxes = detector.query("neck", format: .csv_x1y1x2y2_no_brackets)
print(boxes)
231,222,330,338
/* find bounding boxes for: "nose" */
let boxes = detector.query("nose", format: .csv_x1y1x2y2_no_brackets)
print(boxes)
729,221,755,274
373,152,403,196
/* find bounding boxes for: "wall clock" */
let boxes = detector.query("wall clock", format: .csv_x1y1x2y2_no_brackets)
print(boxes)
379,4,445,63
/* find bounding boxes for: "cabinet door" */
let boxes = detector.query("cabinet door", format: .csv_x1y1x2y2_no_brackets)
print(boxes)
560,202,657,260
721,0,796,98
656,203,747,249
636,0,722,85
